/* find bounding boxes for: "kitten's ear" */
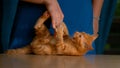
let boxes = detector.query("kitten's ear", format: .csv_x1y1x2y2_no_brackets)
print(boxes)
92,34,98,41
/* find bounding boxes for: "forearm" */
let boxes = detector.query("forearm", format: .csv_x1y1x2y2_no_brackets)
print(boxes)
92,0,104,34
22,0,44,4
92,0,104,17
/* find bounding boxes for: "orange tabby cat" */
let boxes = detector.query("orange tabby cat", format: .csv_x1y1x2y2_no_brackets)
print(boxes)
5,11,98,56
57,32,98,55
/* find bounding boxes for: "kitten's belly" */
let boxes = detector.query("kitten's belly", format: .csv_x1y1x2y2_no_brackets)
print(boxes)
50,38,57,45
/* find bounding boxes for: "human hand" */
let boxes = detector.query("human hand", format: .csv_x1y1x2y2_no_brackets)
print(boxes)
44,0,64,29
22,0,64,29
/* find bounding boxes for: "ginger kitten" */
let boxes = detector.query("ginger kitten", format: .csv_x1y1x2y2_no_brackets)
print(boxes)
5,11,98,56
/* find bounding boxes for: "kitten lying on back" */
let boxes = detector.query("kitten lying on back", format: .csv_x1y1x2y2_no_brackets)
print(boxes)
56,32,97,55
5,11,98,56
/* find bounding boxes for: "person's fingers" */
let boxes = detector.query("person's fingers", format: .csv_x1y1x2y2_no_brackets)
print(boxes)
54,4,61,26
52,10,63,28
55,2,64,27
45,0,64,29
51,10,61,28
56,2,64,21
52,20,56,29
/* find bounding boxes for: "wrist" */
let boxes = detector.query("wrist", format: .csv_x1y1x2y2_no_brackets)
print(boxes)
93,16,100,21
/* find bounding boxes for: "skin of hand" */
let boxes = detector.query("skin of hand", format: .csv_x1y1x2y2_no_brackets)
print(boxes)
22,0,64,29
93,19,99,35
92,0,104,35
44,0,64,29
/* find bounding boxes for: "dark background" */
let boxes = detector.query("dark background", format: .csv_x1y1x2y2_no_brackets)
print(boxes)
0,0,3,53
104,0,120,55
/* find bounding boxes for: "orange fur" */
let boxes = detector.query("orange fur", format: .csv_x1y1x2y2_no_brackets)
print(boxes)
5,11,98,56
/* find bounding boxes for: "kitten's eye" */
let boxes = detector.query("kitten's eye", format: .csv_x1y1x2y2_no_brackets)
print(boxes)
79,35,81,37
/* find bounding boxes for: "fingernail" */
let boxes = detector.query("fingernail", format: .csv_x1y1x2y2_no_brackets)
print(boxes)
53,25,56,29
